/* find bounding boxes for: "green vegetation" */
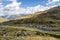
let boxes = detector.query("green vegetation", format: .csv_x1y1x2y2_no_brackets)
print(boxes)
0,6,60,40
0,27,59,40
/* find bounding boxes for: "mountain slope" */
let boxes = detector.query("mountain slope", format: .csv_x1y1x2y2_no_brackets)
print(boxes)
0,17,7,23
2,6,60,27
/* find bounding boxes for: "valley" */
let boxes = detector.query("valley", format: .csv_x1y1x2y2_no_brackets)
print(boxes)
0,25,60,40
0,6,60,40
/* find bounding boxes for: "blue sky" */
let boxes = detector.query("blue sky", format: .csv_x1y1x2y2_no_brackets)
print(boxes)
0,0,60,16
17,0,48,8
1,0,48,7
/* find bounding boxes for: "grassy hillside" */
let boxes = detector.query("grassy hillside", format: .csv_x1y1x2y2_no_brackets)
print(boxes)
0,26,59,40
0,6,60,40
2,6,60,27
0,17,7,23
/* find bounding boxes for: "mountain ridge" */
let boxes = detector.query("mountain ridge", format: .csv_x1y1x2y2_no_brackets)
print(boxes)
1,6,60,27
0,14,28,20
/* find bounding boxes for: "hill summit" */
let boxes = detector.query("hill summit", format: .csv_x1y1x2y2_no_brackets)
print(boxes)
2,6,60,27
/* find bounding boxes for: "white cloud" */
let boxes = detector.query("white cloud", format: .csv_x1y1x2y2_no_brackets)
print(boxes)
5,1,21,10
0,3,2,7
7,0,16,2
47,0,60,5
0,0,59,16
0,0,3,8
25,5,48,14
5,5,48,14
0,0,49,15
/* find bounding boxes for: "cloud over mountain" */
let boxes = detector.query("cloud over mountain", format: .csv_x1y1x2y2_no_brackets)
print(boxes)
0,0,60,16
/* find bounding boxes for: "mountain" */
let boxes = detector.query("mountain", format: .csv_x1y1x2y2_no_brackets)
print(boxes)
2,6,60,27
0,14,28,20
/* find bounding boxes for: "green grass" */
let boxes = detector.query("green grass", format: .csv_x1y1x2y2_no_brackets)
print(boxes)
0,6,60,40
0,26,60,39
0,26,60,40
